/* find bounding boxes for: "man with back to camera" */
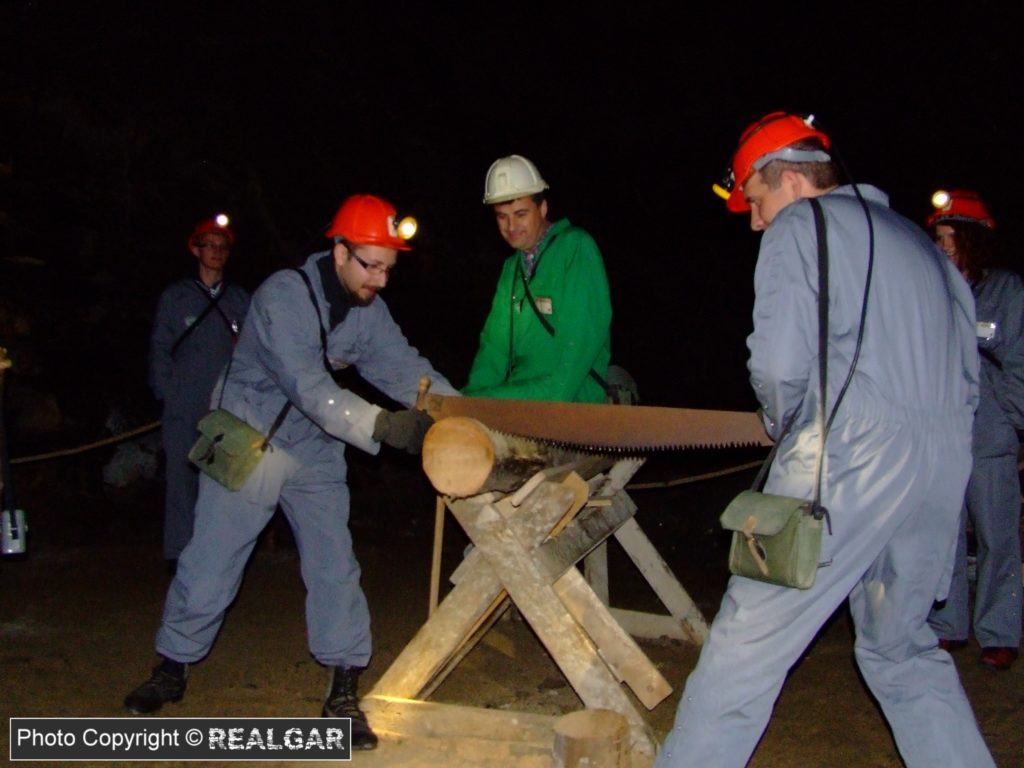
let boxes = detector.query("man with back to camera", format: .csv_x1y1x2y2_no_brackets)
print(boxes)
926,189,1022,672
124,194,458,750
463,154,612,403
148,215,250,574
654,113,995,767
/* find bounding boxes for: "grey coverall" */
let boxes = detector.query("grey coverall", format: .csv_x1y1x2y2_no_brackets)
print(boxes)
930,268,1024,649
148,278,250,560
154,252,457,668
656,186,995,767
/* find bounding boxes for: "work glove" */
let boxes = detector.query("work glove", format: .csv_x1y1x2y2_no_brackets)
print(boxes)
372,408,435,455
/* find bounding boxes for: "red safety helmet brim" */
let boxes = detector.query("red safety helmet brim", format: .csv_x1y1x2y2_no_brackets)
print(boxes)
325,194,413,251
926,189,995,230
189,218,236,249
724,112,832,213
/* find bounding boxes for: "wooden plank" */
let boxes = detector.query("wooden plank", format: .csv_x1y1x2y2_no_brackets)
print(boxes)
552,567,672,710
501,488,672,709
432,484,670,710
533,494,636,584
584,544,610,605
418,596,511,701
372,482,581,700
582,458,643,612
453,474,607,587
614,517,709,645
429,495,445,616
362,697,556,767
364,695,558,742
452,496,656,758
369,557,504,699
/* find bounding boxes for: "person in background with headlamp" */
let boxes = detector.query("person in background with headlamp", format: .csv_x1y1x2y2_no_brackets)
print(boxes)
148,215,250,575
124,194,458,750
926,189,1022,672
464,154,613,403
655,113,994,767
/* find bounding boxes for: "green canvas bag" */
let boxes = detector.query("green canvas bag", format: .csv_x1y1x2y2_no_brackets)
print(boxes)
188,408,271,492
187,268,331,492
720,490,824,590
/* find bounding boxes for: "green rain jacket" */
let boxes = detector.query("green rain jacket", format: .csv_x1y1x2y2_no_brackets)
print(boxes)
463,218,611,403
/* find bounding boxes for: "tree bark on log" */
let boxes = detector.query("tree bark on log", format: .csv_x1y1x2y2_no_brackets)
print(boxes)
422,416,609,498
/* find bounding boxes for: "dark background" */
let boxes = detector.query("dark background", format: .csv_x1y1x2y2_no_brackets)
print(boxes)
1,1,1022,440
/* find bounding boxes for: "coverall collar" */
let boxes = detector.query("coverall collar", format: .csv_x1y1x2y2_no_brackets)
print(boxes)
315,253,352,330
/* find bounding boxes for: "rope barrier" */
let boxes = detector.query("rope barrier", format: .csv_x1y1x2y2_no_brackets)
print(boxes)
8,423,1024,498
629,458,1024,492
626,459,765,490
10,421,161,465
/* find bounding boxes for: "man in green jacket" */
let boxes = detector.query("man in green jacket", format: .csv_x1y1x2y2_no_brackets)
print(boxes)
463,154,612,403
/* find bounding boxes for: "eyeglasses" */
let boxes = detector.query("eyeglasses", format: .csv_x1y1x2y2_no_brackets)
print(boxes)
198,242,230,252
350,250,395,277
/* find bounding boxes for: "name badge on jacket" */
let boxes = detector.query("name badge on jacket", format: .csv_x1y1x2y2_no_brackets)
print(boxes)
534,297,553,315
976,321,997,341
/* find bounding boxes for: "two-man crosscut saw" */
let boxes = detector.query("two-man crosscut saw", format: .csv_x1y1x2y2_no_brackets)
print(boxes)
415,379,773,452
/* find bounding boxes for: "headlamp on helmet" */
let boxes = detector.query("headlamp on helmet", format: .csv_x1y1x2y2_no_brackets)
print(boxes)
189,213,236,249
714,112,832,213
396,215,418,242
926,189,995,230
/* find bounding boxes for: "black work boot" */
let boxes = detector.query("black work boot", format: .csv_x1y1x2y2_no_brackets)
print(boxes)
321,665,378,750
124,657,188,715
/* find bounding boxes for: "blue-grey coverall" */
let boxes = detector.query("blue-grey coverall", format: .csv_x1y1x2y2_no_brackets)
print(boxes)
930,268,1024,649
154,252,457,668
656,186,995,767
148,278,250,560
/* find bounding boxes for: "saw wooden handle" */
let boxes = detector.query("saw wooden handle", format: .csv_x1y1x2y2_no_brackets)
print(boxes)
416,376,431,411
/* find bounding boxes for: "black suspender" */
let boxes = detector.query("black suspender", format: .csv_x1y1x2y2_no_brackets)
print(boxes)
219,269,333,451
170,281,240,357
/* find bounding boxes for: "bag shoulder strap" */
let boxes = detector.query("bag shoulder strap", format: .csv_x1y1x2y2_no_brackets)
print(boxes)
170,282,225,356
752,199,830,499
210,284,242,339
809,198,830,508
293,268,332,374
259,268,335,449
224,269,332,450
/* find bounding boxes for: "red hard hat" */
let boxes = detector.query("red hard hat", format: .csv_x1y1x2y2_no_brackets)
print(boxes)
189,215,235,249
325,194,412,251
715,112,832,213
926,189,995,230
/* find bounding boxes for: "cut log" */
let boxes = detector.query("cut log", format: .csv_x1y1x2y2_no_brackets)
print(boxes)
421,416,611,498
552,709,630,768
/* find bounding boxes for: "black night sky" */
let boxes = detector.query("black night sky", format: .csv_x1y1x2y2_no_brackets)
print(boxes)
2,2,1022,437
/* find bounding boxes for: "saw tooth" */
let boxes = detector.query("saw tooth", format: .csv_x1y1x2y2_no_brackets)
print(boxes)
490,429,645,458
421,393,773,452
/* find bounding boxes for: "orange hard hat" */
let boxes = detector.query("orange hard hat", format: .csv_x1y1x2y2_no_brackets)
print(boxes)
325,194,413,251
714,112,832,213
926,189,995,230
189,214,235,248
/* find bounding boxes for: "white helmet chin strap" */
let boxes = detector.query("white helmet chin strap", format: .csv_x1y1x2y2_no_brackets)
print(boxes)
753,147,832,172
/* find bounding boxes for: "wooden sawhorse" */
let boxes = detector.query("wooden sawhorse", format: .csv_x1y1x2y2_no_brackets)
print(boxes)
365,448,708,766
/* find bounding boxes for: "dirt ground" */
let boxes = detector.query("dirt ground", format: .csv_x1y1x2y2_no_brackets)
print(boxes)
1,449,1021,767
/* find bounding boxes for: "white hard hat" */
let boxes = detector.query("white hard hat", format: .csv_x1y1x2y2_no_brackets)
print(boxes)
483,154,549,204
